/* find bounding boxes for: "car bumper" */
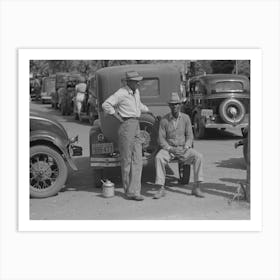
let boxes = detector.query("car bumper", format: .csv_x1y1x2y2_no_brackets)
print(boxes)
205,122,248,129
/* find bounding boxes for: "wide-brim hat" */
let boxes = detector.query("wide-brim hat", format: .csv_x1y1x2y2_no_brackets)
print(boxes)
168,92,182,104
125,71,143,81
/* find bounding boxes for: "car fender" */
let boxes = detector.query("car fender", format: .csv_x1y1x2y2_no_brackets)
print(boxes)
30,131,78,171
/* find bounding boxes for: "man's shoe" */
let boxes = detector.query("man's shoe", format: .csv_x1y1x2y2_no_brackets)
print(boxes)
153,188,166,199
191,187,205,198
126,194,145,201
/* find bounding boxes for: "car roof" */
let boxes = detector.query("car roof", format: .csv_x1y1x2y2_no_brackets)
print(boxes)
94,63,181,79
93,64,182,102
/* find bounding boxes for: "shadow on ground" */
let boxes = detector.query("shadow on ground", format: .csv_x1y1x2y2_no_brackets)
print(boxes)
61,157,244,200
215,157,246,170
200,128,242,140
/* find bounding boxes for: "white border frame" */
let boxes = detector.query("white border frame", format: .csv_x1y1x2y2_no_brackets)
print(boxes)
19,49,262,232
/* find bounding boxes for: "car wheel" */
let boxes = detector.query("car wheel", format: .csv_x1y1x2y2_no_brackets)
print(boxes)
219,98,246,124
139,114,158,162
30,145,68,198
193,114,205,139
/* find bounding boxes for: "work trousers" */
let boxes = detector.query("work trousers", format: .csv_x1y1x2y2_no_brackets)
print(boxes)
155,148,204,186
118,119,143,196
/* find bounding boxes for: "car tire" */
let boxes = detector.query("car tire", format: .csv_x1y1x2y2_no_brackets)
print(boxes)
219,98,246,124
139,114,158,162
30,145,68,198
193,114,205,139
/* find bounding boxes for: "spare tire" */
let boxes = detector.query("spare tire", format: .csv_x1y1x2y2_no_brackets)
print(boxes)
219,98,245,124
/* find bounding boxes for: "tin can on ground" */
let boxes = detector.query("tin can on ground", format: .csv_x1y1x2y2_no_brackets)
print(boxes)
101,180,115,198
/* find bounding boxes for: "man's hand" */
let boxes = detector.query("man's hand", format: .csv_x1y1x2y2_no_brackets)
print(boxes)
146,111,156,119
169,147,188,156
113,113,124,123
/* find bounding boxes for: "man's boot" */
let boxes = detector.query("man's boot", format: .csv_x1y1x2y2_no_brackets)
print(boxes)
191,183,204,198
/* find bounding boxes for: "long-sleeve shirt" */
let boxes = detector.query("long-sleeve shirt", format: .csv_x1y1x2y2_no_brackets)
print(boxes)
102,86,149,118
158,112,193,151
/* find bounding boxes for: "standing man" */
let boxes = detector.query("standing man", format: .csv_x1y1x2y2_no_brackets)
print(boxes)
153,92,204,199
102,71,149,201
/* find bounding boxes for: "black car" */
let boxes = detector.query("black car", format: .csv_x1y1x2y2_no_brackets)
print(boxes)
183,74,250,138
30,112,82,198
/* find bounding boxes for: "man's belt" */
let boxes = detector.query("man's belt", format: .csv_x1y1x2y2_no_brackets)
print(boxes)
122,117,140,121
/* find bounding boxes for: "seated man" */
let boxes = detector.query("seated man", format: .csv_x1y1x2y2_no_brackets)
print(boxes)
154,92,204,199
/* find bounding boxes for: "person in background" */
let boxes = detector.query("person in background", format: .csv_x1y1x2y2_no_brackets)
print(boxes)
153,92,204,199
74,81,87,121
102,71,150,201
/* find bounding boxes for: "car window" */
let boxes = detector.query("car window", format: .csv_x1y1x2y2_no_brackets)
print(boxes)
214,81,244,92
193,81,205,95
138,78,159,97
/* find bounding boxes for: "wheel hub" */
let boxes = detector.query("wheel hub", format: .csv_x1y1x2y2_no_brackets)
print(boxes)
31,161,52,180
30,154,58,190
227,106,238,118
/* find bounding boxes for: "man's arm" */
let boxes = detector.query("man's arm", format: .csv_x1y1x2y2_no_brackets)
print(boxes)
139,101,149,113
102,92,124,123
158,119,172,151
184,115,194,149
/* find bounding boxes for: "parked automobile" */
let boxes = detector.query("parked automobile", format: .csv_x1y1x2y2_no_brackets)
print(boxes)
183,74,250,138
73,77,98,124
30,77,41,101
51,72,85,111
89,64,188,185
30,112,82,198
40,75,55,104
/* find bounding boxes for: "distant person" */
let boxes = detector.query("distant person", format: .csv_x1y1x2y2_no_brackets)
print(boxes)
75,82,87,120
153,92,204,199
102,71,150,201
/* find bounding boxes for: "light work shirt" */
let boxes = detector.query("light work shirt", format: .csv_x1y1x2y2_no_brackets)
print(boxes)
102,86,149,118
158,112,193,151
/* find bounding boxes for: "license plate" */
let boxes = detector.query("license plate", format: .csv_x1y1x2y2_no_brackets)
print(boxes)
201,109,213,117
92,143,114,155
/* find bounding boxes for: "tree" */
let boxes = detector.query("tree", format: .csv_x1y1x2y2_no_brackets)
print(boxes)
210,60,235,74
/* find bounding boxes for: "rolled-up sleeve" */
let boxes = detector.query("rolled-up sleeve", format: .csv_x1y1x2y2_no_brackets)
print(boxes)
102,94,118,115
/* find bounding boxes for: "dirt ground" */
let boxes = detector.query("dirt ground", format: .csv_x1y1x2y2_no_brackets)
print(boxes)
30,102,250,220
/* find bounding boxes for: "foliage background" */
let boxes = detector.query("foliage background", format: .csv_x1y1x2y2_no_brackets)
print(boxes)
30,60,250,79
